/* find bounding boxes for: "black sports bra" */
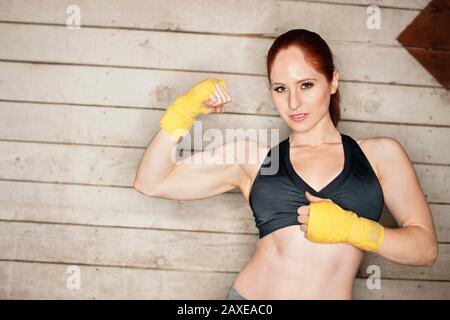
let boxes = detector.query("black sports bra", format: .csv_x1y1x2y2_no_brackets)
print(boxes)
249,133,384,239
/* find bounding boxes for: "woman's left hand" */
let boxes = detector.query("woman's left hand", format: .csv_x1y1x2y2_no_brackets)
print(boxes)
297,191,333,238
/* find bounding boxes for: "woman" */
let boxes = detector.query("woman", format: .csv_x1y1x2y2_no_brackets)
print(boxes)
134,29,438,300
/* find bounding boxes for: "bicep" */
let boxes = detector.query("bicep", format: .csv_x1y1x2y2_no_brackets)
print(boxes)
147,139,249,200
377,137,434,232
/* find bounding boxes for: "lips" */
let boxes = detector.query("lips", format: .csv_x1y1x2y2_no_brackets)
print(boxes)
290,113,308,116
289,113,309,121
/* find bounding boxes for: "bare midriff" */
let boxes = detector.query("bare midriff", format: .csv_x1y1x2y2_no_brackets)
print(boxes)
232,224,364,300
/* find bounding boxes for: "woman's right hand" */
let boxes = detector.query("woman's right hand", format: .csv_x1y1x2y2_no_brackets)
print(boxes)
160,78,229,139
203,81,232,114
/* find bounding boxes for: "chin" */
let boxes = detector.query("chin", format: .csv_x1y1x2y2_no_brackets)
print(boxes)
286,120,315,133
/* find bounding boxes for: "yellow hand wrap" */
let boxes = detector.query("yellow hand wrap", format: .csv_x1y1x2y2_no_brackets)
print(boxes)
307,201,384,252
160,78,227,139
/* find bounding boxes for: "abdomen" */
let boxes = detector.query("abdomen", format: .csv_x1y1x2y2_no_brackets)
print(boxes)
233,225,364,299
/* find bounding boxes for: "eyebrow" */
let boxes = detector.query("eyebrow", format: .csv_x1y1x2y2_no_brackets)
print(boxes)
271,78,317,86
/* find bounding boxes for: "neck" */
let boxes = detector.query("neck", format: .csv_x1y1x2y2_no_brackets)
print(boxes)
288,115,340,147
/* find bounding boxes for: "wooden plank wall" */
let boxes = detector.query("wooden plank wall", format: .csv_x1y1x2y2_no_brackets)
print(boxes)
0,0,448,299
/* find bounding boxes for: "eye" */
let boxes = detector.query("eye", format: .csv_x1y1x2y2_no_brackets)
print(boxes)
301,82,314,89
273,82,314,93
273,86,285,93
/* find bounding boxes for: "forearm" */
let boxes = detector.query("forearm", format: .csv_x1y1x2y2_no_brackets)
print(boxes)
133,129,178,192
305,200,439,267
375,225,438,267
134,78,226,194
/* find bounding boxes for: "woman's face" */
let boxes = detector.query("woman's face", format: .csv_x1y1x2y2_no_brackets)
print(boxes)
269,46,339,132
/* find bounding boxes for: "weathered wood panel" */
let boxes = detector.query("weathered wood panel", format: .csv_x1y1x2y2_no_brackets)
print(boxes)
0,23,440,87
0,220,448,280
0,0,429,45
0,221,256,272
0,101,449,163
1,140,448,202
0,261,449,299
0,0,447,300
0,180,447,241
353,277,450,299
0,260,236,299
309,0,430,9
0,181,255,234
0,63,447,126
358,244,450,281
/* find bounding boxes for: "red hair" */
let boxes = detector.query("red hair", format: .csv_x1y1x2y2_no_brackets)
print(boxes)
266,29,341,127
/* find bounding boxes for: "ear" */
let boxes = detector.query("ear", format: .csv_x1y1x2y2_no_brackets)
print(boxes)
331,70,339,94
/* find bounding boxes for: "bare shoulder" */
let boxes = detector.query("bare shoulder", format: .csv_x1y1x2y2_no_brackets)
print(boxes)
355,136,407,181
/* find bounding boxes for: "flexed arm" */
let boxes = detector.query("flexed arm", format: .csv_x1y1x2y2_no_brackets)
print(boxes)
133,78,256,200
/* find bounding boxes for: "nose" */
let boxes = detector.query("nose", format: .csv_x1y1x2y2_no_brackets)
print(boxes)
288,87,302,110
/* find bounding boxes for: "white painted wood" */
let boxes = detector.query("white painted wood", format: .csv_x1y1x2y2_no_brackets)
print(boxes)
1,141,448,202
0,101,449,163
1,180,448,242
1,63,447,125
0,0,447,299
0,260,236,299
0,0,428,45
0,23,441,87
353,277,450,299
0,220,448,279
300,0,430,10
0,261,449,299
0,221,257,272
359,244,450,281
0,180,257,235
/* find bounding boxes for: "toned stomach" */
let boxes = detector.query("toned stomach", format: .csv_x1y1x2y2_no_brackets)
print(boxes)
232,224,364,300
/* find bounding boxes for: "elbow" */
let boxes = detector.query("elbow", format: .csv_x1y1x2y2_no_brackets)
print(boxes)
133,179,158,197
133,181,143,194
133,180,146,194
422,243,439,268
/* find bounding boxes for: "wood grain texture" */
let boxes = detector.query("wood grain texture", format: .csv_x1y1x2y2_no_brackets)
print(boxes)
0,261,449,300
0,23,441,87
1,140,448,202
0,0,431,43
0,0,447,299
0,100,449,161
0,63,448,125
0,220,448,280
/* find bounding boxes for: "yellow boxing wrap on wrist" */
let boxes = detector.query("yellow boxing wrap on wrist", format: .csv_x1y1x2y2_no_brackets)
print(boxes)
307,201,384,252
160,78,227,139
